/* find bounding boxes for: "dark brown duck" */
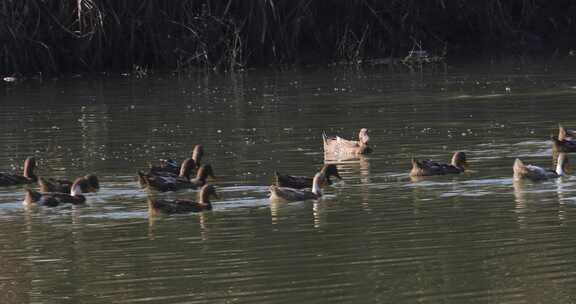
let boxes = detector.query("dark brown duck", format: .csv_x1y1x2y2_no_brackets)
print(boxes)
148,184,218,214
0,157,38,187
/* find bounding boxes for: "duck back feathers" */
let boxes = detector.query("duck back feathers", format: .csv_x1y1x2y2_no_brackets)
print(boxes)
274,164,342,189
269,172,324,202
39,175,99,194
0,157,38,187
148,184,217,214
24,189,86,207
323,129,372,156
410,151,467,177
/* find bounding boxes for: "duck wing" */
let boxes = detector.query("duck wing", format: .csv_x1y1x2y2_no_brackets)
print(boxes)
149,198,205,214
439,164,463,174
553,137,576,152
514,159,556,181
419,160,446,174
274,172,312,189
414,159,462,175
269,186,318,202
39,178,73,193
149,159,180,175
0,173,31,186
323,136,339,152
336,137,360,147
324,138,364,156
0,173,18,186
526,164,558,180
139,172,189,192
27,191,85,206
47,193,86,205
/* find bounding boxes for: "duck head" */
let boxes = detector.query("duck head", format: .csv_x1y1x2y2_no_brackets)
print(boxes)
195,164,215,183
451,151,468,169
198,184,218,204
87,174,100,191
322,164,342,182
23,157,37,181
70,177,88,196
179,158,197,179
81,174,100,192
192,144,204,166
359,128,370,145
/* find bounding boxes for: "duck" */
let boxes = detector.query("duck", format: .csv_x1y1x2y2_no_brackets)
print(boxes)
558,125,576,141
552,126,576,152
410,151,468,177
513,153,568,181
39,174,99,193
149,144,204,175
269,172,324,202
138,158,196,188
274,164,342,189
148,184,218,214
139,163,214,192
0,157,38,186
323,128,372,156
23,177,89,207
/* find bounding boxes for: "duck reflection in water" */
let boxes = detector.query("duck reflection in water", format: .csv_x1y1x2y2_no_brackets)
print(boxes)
513,178,568,229
513,153,570,229
148,211,211,241
325,155,371,209
313,200,331,229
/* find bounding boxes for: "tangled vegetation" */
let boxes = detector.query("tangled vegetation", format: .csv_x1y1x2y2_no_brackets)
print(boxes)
1,0,574,75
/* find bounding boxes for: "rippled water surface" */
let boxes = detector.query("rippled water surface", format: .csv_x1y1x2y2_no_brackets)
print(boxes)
2,63,576,303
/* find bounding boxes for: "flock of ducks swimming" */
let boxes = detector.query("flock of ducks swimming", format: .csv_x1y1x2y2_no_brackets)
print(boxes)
0,126,574,214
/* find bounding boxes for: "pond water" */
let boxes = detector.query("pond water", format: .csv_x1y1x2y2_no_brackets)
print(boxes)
2,62,576,303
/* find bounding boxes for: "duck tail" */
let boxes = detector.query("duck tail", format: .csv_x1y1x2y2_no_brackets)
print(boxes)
137,171,149,188
513,158,527,175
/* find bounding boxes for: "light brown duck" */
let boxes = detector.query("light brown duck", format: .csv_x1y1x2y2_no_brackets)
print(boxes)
323,128,372,157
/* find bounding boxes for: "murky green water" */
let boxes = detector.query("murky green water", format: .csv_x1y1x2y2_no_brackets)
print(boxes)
2,62,576,303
